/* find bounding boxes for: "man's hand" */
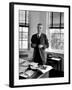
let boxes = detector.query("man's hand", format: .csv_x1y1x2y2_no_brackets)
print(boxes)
38,44,43,48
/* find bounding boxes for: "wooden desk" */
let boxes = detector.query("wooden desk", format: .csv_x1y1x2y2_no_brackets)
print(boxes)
19,65,53,79
31,65,53,78
47,57,61,71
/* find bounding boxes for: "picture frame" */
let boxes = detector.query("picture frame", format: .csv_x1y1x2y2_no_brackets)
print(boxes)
9,2,70,87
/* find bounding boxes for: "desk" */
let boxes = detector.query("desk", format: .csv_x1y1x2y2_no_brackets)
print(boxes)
31,65,53,78
19,61,53,79
47,57,61,71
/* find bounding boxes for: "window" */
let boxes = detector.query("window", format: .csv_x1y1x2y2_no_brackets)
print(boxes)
50,29,64,50
50,12,64,28
49,12,64,51
19,10,29,50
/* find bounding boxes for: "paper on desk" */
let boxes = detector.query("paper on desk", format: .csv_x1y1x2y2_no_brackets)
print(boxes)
21,61,30,66
19,58,26,64
19,66,28,74
29,62,38,67
20,73,29,78
51,57,60,61
25,70,34,77
20,70,34,78
38,65,53,73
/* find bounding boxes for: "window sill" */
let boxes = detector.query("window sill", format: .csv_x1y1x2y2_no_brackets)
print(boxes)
45,48,64,54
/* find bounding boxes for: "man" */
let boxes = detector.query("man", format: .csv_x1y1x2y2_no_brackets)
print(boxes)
31,23,49,65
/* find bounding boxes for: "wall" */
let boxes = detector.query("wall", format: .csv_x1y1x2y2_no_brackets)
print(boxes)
20,11,47,59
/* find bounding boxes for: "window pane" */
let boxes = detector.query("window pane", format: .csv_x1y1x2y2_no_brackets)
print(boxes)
19,41,28,49
19,32,28,40
19,27,22,32
49,12,52,27
61,33,64,42
19,27,28,33
22,41,28,49
22,33,28,40
50,29,60,33
19,32,22,40
50,29,64,50
26,11,29,24
23,27,28,32
19,10,25,23
61,13,64,27
51,33,64,50
19,41,22,49
53,12,60,27
19,27,28,41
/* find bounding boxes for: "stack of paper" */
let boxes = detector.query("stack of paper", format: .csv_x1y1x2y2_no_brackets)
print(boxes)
38,65,53,73
20,70,34,78
20,73,29,78
25,70,34,77
51,57,61,61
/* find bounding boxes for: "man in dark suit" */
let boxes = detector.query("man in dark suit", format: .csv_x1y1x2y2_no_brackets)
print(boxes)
31,23,49,65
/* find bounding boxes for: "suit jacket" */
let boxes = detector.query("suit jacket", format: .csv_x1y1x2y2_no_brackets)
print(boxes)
31,33,49,65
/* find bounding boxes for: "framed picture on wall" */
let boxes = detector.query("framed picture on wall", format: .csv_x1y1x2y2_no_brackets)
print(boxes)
9,2,70,87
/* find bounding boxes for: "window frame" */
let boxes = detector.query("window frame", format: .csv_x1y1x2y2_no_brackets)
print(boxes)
19,10,29,51
49,12,64,29
46,12,64,54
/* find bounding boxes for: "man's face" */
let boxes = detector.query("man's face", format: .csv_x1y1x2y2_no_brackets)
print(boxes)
37,25,43,34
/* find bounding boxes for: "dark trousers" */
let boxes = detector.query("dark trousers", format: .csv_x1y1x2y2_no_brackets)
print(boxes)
33,49,43,65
